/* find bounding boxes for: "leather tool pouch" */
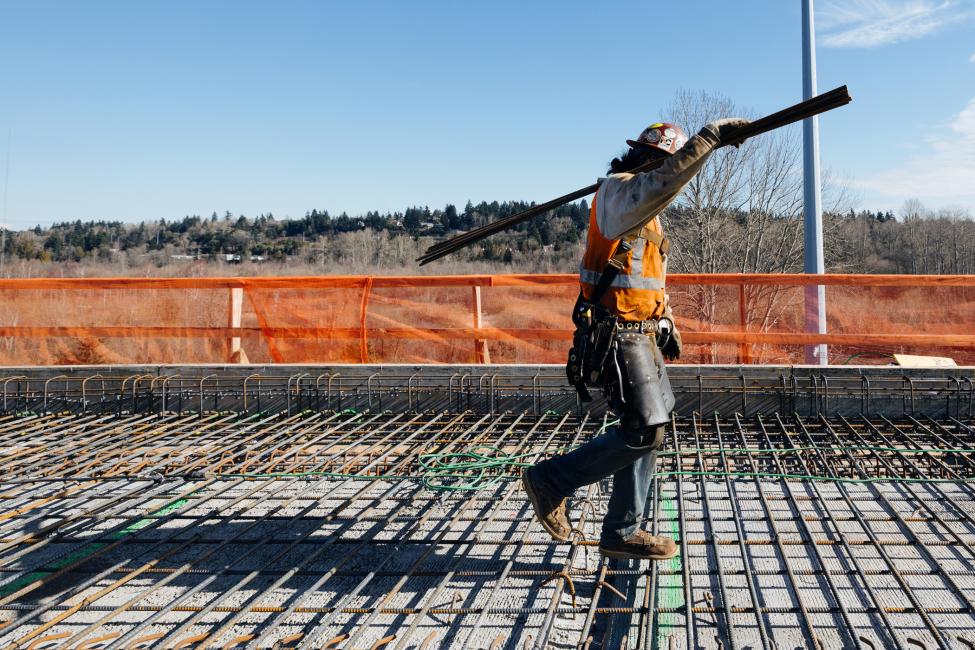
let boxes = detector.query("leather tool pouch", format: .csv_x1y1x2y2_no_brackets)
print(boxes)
610,332,676,429
566,328,590,401
566,292,593,401
586,314,618,386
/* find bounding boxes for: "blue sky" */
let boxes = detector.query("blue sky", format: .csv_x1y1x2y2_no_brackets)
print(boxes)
1,0,973,229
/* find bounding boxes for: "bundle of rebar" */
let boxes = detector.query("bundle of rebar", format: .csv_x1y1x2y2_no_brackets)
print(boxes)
417,85,852,266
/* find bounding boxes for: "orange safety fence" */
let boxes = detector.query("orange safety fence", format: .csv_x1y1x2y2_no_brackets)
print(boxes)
1,273,974,366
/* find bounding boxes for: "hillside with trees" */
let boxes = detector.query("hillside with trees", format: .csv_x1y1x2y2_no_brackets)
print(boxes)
1,197,973,278
0,200,590,276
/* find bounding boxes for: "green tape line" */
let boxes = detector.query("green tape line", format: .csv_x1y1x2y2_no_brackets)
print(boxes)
0,494,192,597
657,494,683,646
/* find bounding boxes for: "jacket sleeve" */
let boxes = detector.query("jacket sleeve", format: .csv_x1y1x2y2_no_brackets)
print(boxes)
595,127,721,240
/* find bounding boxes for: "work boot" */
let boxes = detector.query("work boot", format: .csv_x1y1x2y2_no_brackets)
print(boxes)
521,467,570,542
599,530,678,560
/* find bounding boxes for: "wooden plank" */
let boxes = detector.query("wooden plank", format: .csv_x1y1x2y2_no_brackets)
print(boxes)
893,354,957,367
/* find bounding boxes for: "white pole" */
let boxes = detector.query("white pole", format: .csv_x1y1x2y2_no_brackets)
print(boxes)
802,0,827,365
1,129,11,277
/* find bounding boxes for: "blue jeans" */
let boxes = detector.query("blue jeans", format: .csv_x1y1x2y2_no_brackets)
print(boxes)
529,424,664,543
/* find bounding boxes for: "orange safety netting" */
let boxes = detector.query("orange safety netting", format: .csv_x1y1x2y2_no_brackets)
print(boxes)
1,273,974,366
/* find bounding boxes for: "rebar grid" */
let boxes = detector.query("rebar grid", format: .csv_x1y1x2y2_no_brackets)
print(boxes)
0,406,973,649
4,366,973,420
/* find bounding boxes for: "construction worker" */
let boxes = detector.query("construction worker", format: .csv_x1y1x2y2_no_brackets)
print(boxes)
522,117,749,560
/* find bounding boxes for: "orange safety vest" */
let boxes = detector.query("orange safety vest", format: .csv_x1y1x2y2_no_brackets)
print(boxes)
579,193,668,322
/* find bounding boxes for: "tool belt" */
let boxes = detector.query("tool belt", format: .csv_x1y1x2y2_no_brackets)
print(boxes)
615,319,661,334
568,309,665,398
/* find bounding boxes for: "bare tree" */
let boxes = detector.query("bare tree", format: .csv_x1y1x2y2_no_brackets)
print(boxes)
660,89,815,361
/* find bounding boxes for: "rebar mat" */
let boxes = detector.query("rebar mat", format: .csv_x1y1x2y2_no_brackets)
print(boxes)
1,410,975,649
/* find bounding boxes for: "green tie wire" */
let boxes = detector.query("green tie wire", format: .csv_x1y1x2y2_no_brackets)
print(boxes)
417,446,538,491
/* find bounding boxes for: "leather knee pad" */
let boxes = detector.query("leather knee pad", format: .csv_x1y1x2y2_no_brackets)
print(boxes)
618,424,666,449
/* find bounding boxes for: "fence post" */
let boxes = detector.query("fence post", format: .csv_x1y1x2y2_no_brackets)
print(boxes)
738,283,752,364
228,286,246,363
359,277,373,363
472,286,490,364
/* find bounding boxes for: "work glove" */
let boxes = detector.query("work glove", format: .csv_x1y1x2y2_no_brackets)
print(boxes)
661,324,682,361
701,118,750,146
656,301,682,361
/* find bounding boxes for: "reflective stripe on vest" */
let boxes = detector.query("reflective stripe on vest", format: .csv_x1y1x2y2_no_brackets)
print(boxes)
579,190,667,320
578,267,665,291
630,238,645,278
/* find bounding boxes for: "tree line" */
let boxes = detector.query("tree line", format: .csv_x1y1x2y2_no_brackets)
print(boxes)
1,197,973,275
1,199,588,269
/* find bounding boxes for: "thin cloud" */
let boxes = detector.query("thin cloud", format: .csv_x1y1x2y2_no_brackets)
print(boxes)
970,52,975,61
818,0,972,48
856,96,975,209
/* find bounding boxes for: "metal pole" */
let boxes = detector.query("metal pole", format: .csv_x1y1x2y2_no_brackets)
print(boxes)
802,0,827,365
1,129,10,276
